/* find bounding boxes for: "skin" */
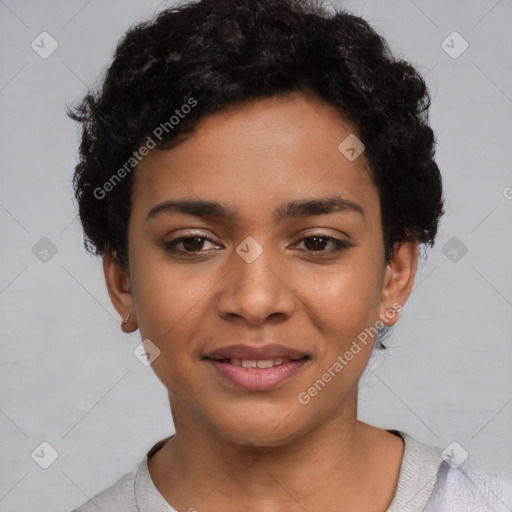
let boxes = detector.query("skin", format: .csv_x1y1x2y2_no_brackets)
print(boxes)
104,91,419,511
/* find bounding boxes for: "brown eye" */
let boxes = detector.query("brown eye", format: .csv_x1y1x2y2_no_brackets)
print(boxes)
298,235,350,254
164,235,218,255
181,236,206,252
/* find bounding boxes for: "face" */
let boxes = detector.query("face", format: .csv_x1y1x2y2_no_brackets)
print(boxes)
105,92,417,446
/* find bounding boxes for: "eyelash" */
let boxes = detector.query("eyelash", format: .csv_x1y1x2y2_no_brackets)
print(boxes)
163,233,351,257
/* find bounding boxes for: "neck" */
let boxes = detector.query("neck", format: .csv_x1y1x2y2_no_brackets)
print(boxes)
148,395,404,511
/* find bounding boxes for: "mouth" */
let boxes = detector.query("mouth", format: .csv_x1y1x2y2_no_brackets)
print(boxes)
206,356,308,368
203,344,310,391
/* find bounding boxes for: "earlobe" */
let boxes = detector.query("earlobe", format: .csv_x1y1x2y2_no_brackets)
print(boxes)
103,250,138,332
379,239,419,326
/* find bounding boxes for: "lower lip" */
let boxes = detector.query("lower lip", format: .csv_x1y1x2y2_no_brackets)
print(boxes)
206,359,308,391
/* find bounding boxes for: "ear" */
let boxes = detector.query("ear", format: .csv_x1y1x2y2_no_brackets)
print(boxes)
378,239,419,326
103,250,137,333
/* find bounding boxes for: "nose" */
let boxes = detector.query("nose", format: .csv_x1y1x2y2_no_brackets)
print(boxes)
216,242,296,326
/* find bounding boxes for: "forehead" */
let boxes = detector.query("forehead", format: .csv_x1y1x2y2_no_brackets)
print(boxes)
131,92,380,227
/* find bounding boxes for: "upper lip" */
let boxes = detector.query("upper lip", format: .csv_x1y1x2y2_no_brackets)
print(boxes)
205,344,308,361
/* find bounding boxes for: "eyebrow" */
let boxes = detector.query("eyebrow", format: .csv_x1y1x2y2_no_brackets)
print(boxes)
145,195,366,224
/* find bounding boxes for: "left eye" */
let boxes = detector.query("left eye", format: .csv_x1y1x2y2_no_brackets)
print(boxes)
296,235,349,253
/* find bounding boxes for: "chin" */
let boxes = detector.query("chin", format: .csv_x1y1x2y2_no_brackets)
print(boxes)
212,407,309,448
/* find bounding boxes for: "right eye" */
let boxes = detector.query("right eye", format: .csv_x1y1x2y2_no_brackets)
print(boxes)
163,235,221,256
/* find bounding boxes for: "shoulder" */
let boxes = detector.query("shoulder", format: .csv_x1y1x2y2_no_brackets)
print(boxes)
70,467,139,512
386,431,512,512
69,436,174,512
386,431,444,511
425,460,512,512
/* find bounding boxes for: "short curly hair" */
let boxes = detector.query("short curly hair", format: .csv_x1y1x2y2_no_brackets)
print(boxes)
69,0,443,279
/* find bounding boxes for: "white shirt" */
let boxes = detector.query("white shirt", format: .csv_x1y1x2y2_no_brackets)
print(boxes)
71,430,512,511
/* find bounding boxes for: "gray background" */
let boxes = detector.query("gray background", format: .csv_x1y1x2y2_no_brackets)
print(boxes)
0,0,511,510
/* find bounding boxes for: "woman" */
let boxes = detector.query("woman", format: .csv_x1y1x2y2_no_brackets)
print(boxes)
69,0,510,510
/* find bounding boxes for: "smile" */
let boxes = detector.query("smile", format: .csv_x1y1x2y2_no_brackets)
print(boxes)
205,356,309,391
227,357,294,368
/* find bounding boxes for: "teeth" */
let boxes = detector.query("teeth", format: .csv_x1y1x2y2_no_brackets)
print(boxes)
256,359,274,369
233,358,287,368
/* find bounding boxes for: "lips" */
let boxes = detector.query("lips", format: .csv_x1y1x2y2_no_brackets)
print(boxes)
204,344,309,391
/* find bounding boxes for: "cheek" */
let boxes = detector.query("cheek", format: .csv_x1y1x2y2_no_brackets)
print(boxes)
302,256,384,338
130,254,219,378
132,251,210,331
293,267,383,411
